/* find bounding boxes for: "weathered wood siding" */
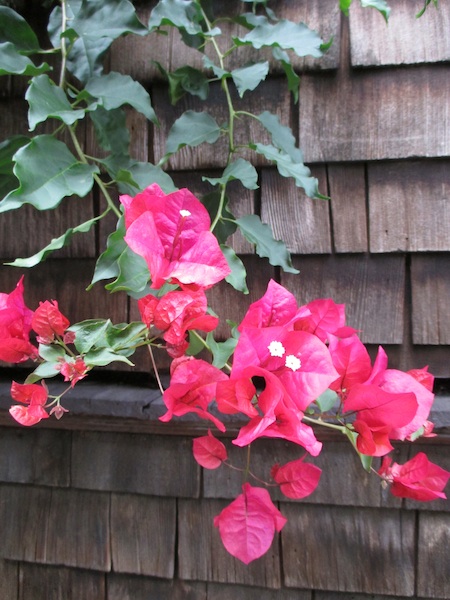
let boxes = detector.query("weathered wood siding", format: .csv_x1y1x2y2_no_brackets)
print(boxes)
0,0,449,598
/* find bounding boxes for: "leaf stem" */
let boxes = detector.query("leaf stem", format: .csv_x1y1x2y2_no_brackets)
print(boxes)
59,0,68,89
302,415,347,433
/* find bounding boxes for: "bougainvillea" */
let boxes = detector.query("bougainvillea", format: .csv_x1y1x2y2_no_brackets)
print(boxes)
2,184,449,565
0,0,445,567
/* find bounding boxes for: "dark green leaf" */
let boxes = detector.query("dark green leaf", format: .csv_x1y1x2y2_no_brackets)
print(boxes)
85,347,134,366
148,0,204,35
0,6,40,51
0,42,50,76
107,160,177,195
256,111,303,162
206,332,238,369
186,330,205,356
231,61,269,97
272,47,300,103
85,72,157,123
165,110,221,155
416,0,437,18
0,135,29,197
234,18,323,59
360,0,391,21
236,214,299,274
105,322,147,351
90,216,126,286
221,245,249,294
0,135,98,213
203,158,258,190
251,143,324,199
26,74,85,131
89,106,130,156
105,246,150,294
6,216,101,268
339,0,353,15
69,319,111,354
344,428,373,472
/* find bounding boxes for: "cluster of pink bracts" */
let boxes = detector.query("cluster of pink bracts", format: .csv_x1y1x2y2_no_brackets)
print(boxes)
1,184,449,563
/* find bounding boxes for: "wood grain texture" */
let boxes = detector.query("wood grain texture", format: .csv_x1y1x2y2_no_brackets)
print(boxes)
178,498,282,588
203,437,404,508
111,493,176,577
281,505,415,595
0,427,70,487
411,255,450,344
349,0,450,67
282,254,405,344
152,78,292,170
369,160,450,253
260,167,332,254
19,563,105,600
0,484,110,570
71,431,200,497
299,66,450,162
417,511,450,599
0,259,128,329
207,582,311,600
0,559,18,600
328,163,368,252
108,573,207,600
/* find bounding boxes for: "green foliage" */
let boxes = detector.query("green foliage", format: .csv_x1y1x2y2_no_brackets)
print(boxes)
165,110,221,156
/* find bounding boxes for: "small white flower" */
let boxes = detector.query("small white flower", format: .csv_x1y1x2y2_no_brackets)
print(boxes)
268,340,285,357
179,209,191,217
285,354,301,372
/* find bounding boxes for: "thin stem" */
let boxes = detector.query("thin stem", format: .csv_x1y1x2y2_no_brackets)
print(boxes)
59,0,68,88
302,415,347,433
147,345,166,396
67,125,122,219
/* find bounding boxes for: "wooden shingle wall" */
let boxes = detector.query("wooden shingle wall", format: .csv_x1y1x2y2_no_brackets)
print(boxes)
0,1,450,598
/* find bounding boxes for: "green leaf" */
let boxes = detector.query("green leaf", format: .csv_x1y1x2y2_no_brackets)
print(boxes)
0,6,41,52
105,246,150,294
0,135,29,197
186,330,205,356
203,56,229,80
49,0,147,84
117,162,177,195
165,110,221,155
38,344,66,363
85,347,134,366
0,42,50,76
272,48,300,103
231,61,269,97
315,389,338,413
221,245,249,294
256,111,303,162
360,0,391,21
148,0,204,35
6,216,101,268
344,428,373,472
251,143,324,199
69,319,111,354
416,0,437,18
203,158,259,190
25,361,61,383
26,74,86,131
339,0,353,15
0,135,98,213
236,214,299,274
206,332,238,369
89,106,130,156
105,322,147,351
90,216,127,287
156,62,209,104
234,18,323,59
85,72,157,123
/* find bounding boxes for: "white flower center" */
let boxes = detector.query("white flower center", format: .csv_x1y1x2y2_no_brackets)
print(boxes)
268,340,285,357
179,209,191,217
285,354,301,372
